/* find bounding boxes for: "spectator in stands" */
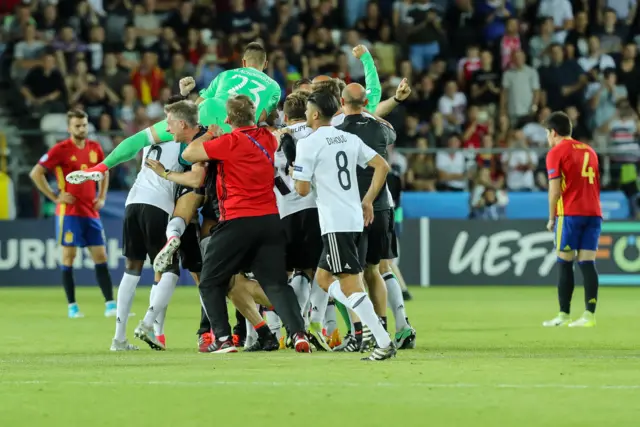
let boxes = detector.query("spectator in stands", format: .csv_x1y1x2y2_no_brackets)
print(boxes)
165,52,193,94
425,112,445,147
270,1,301,46
184,28,204,67
529,17,559,68
116,84,141,133
86,25,105,74
225,0,260,42
118,26,143,71
565,10,590,58
100,53,129,99
617,42,640,109
76,79,118,128
501,50,540,124
131,51,165,105
587,67,628,146
502,128,538,191
66,59,92,102
537,0,574,41
95,113,115,153
598,8,626,55
133,0,162,48
373,24,397,77
478,0,516,43
37,4,59,42
438,80,467,131
539,43,587,112
608,99,640,199
436,134,469,191
407,137,437,192
564,105,590,143
523,107,551,148
20,51,66,115
445,0,482,59
497,17,521,70
286,34,309,78
4,3,35,41
457,45,481,90
153,26,182,70
195,44,224,91
406,2,443,72
52,25,87,75
476,133,505,189
579,36,616,78
470,50,501,116
604,0,638,25
164,0,197,42
463,105,491,148
341,30,370,82
470,168,508,219
12,23,45,81
68,0,101,43
356,2,386,43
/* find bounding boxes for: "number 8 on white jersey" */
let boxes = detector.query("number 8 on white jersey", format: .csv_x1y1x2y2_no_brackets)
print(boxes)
292,126,377,235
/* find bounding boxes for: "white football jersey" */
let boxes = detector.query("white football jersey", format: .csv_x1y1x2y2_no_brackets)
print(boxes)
331,111,374,127
125,142,185,215
274,121,316,218
293,126,377,234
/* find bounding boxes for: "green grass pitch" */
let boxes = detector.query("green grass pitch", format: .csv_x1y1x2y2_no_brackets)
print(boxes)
1,285,639,427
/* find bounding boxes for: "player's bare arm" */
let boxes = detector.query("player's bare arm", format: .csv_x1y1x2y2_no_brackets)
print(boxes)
547,178,561,232
94,171,109,210
182,126,221,163
375,78,412,118
362,154,390,226
29,164,75,204
145,158,207,188
293,175,311,197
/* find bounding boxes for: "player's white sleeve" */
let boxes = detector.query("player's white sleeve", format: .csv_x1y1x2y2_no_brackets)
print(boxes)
356,138,378,168
292,137,315,182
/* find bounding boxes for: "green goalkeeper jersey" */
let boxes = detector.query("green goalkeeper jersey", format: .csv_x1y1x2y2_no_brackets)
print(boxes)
199,67,282,122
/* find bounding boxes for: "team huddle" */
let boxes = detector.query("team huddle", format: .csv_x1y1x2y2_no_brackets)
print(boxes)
54,42,415,361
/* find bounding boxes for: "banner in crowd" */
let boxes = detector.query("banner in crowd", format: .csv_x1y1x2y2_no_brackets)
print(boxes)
425,220,640,286
0,219,194,287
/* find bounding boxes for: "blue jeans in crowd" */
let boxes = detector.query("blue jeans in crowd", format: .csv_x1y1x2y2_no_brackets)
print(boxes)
409,42,440,72
344,0,368,28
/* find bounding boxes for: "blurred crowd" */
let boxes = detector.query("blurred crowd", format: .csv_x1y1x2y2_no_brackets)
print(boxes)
1,0,640,219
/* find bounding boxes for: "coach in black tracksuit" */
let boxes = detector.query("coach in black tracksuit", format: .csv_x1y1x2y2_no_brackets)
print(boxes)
336,83,396,328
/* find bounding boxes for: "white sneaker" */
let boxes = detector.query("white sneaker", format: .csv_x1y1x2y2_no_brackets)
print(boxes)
66,170,104,184
568,311,596,328
110,338,139,351
153,236,181,273
542,312,571,327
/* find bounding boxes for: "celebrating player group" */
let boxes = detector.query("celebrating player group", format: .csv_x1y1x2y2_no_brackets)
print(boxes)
32,40,599,362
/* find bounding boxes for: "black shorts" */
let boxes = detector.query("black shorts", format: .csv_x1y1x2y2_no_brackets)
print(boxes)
388,208,398,260
200,195,220,222
200,214,287,293
282,208,323,271
123,204,176,269
359,209,394,266
318,232,363,275
179,222,202,273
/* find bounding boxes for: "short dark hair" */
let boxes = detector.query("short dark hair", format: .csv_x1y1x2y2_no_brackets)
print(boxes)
284,91,309,121
243,42,267,65
308,91,340,120
226,95,256,127
67,109,88,122
311,78,341,102
293,78,312,91
545,112,572,137
603,67,616,79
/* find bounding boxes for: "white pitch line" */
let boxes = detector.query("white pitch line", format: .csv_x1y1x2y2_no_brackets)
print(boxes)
2,380,640,390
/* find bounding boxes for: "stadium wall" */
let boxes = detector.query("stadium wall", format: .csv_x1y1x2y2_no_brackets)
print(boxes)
399,219,640,287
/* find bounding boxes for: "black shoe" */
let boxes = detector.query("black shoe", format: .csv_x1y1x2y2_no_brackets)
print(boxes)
359,325,375,353
206,338,238,354
244,332,279,352
402,290,413,301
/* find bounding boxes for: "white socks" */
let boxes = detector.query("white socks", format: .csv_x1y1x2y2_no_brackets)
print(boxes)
150,284,167,336
309,279,329,324
324,302,337,335
166,217,186,240
383,272,409,332
142,272,179,328
347,291,392,348
265,309,282,339
289,273,311,318
328,280,350,306
114,273,140,341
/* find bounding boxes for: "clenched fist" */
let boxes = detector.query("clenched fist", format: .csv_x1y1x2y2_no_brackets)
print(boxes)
395,78,411,102
179,77,196,97
352,45,369,60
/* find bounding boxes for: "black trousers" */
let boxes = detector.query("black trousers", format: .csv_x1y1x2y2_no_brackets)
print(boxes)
199,214,305,340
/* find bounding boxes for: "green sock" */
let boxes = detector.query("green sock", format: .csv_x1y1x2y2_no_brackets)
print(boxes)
335,301,351,333
102,121,172,169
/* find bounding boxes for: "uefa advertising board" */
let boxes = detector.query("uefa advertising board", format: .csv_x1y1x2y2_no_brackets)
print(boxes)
424,220,640,286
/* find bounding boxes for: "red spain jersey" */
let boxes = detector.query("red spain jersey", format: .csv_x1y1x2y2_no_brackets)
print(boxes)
546,139,602,217
203,126,279,221
39,139,104,218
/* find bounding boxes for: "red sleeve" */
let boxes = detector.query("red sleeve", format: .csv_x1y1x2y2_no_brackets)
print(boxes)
38,143,65,171
546,145,562,180
203,133,234,161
